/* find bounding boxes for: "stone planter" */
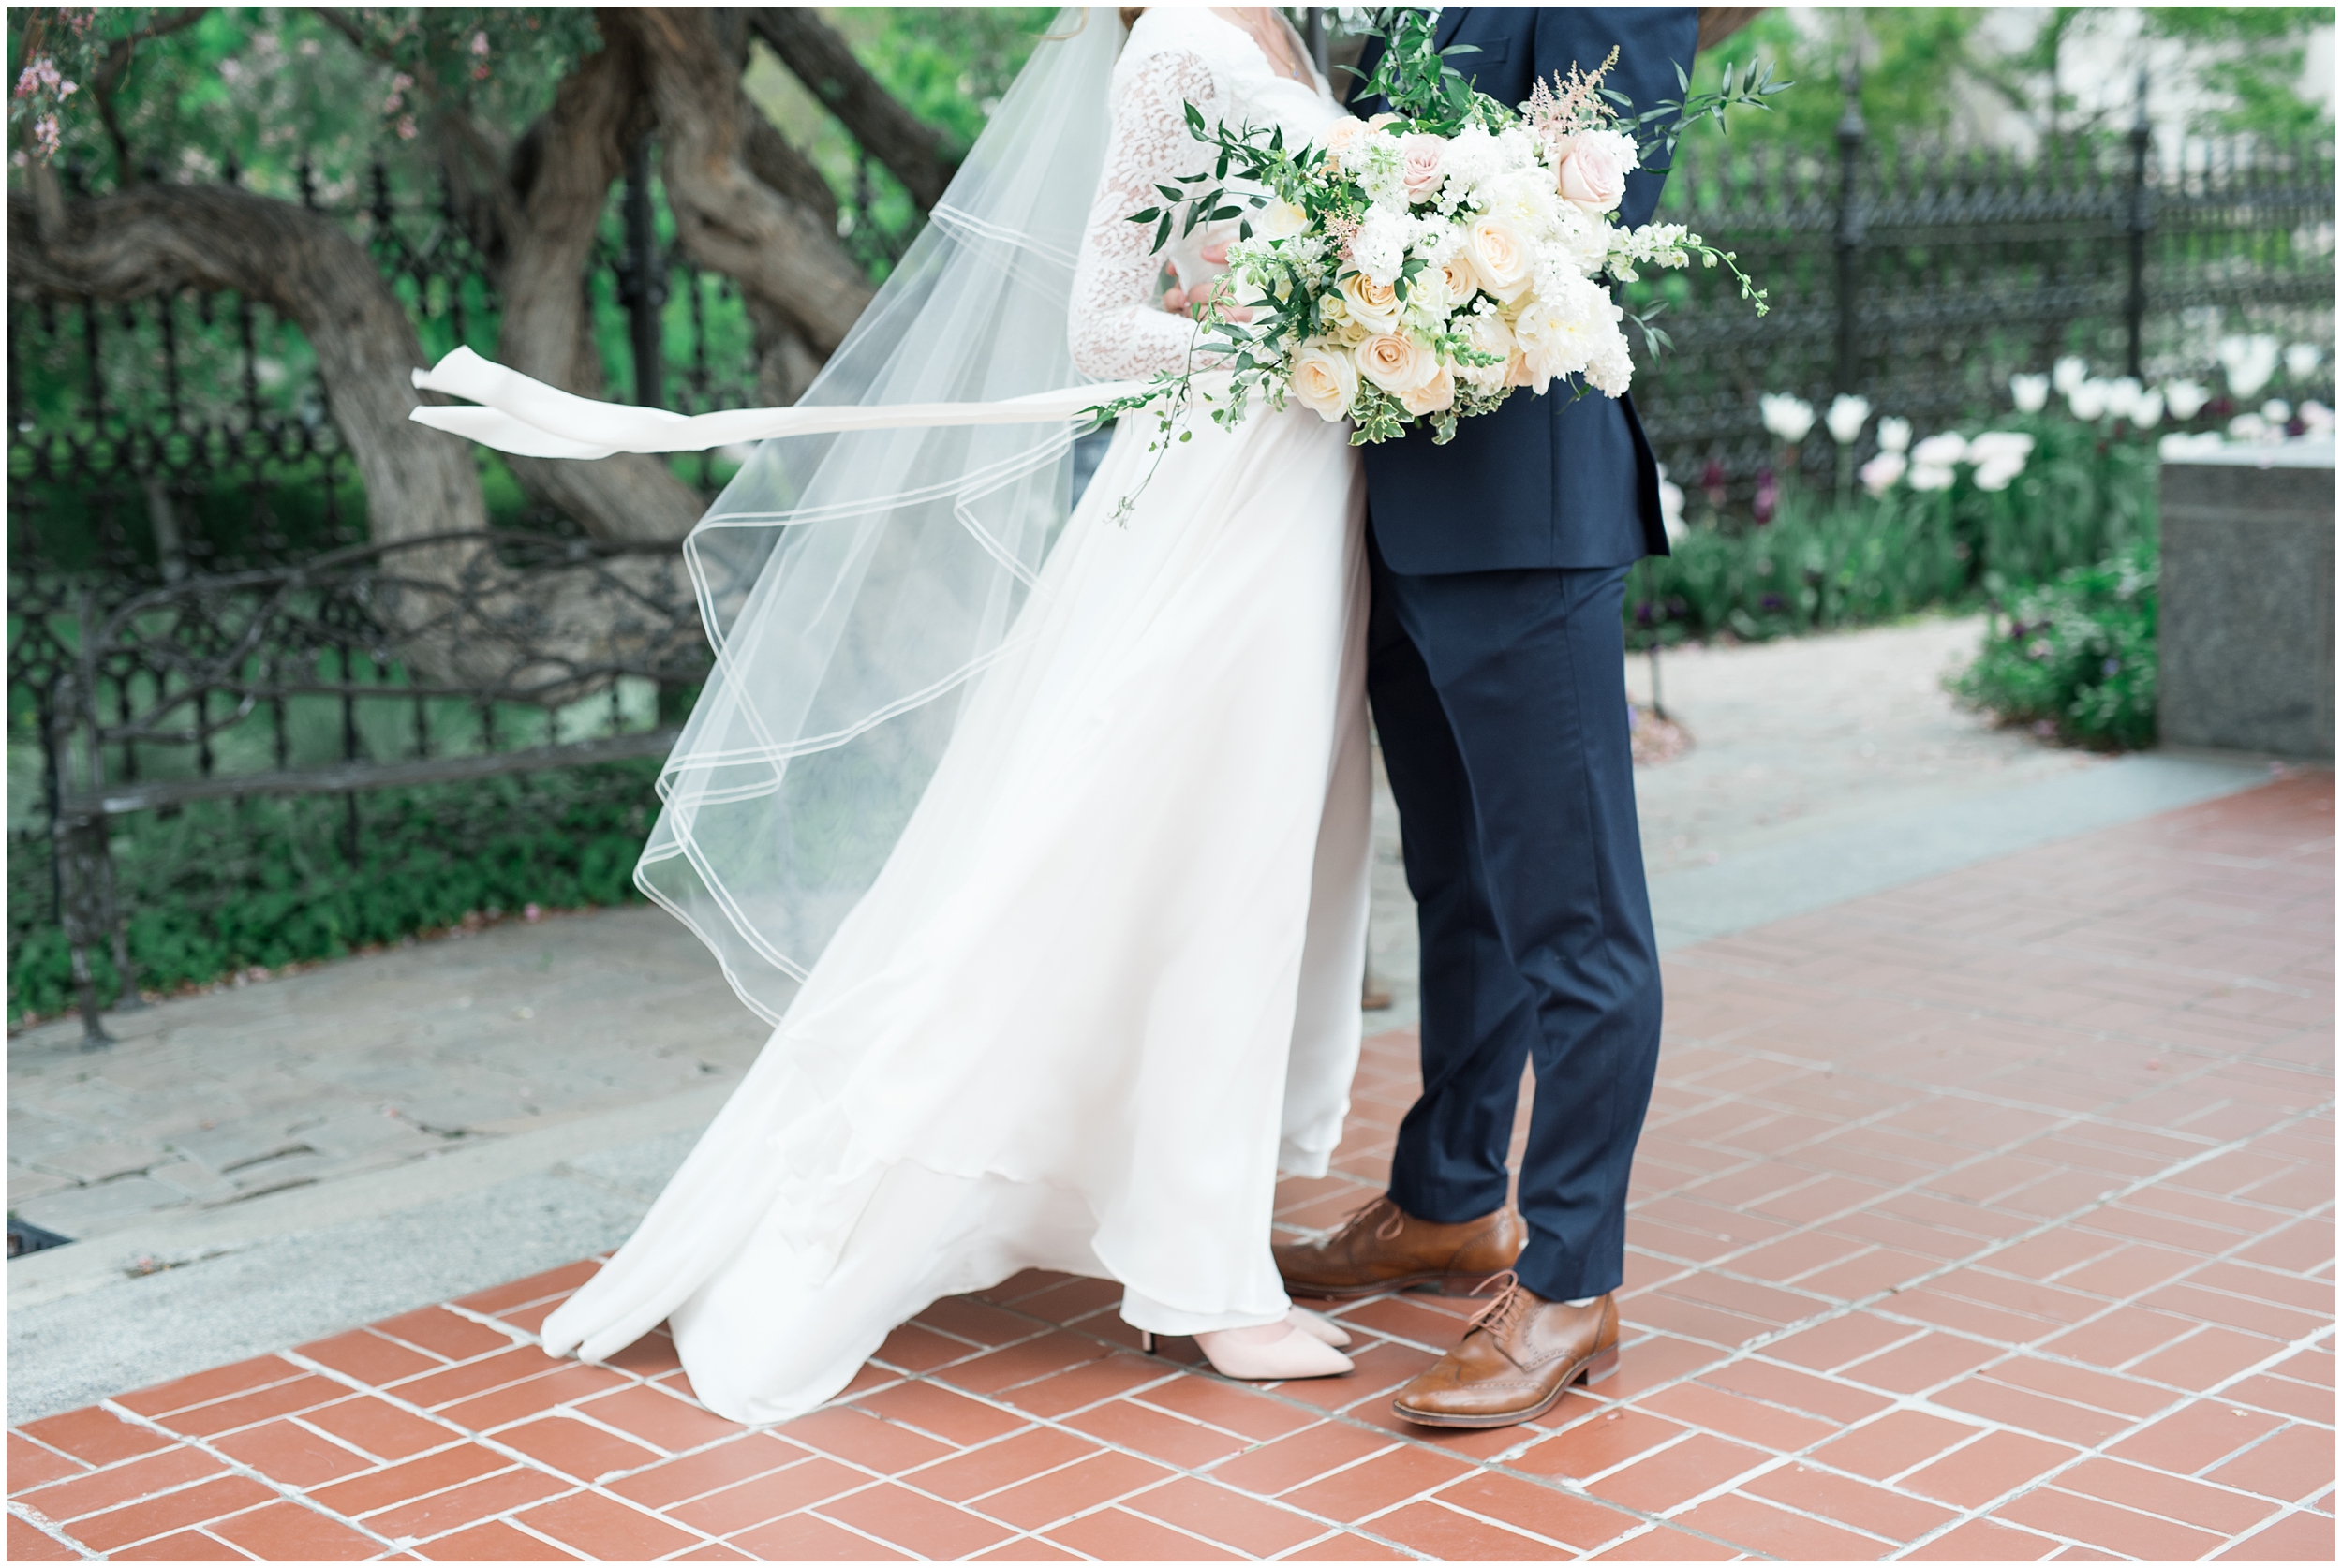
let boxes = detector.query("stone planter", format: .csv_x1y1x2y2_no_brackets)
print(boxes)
2158,443,2335,759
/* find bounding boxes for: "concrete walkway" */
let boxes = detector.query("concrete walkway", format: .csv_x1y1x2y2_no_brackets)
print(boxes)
7,615,2281,1424
9,773,2328,1561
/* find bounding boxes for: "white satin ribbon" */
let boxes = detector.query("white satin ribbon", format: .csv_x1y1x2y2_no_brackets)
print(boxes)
408,347,1164,460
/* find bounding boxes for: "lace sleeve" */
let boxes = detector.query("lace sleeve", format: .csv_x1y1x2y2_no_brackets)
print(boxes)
1068,47,1220,380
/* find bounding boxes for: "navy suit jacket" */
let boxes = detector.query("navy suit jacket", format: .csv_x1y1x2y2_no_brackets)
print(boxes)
1352,7,1697,574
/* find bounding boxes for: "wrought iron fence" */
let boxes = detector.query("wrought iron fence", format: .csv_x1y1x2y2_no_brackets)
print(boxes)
1634,82,2335,502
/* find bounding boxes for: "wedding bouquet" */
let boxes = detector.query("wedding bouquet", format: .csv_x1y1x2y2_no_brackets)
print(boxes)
1094,9,1778,457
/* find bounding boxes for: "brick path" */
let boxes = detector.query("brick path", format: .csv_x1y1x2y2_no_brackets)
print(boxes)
8,776,2330,1561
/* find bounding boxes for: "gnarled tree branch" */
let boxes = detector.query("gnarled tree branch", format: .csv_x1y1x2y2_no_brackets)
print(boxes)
615,7,875,357
749,7,958,212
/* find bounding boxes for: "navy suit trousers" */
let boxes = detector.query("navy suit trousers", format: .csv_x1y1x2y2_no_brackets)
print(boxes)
1366,540,1664,1301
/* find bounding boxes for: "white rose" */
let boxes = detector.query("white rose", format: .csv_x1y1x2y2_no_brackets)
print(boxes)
1292,342,1360,422
1464,214,1533,303
1399,362,1457,416
1356,333,1439,394
1338,271,1402,333
1256,200,1310,242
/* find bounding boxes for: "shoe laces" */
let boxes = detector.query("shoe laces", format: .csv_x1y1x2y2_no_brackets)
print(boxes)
1330,1194,1407,1246
1463,1270,1529,1340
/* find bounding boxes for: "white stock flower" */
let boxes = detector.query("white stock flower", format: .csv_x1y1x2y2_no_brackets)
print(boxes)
1291,342,1359,422
1351,206,1412,285
2163,379,2210,420
1910,432,1968,467
1584,329,1635,397
2053,356,2090,394
1860,451,1907,496
2009,374,2050,413
2218,334,2281,400
1825,394,1871,445
1877,416,1912,453
2285,342,2323,380
1758,392,1815,443
1437,125,1501,198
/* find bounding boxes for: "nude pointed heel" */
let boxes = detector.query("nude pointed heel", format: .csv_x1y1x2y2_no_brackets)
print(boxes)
1139,1331,1156,1354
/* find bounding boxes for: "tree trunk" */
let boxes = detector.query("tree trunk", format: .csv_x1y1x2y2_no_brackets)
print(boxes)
490,34,706,544
7,182,685,690
615,7,875,357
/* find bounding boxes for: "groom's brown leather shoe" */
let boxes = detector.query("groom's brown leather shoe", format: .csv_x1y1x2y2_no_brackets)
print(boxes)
1274,1196,1525,1298
1391,1284,1619,1428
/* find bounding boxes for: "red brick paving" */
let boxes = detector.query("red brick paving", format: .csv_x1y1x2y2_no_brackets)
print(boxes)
8,775,2331,1560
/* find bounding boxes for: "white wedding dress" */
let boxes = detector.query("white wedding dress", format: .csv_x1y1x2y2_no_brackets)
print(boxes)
541,9,1368,1427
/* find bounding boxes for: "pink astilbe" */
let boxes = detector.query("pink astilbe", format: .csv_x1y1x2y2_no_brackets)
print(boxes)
1524,46,1620,161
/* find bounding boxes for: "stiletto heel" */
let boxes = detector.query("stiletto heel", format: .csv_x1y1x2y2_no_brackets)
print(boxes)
1139,1330,1156,1354
1578,1346,1620,1385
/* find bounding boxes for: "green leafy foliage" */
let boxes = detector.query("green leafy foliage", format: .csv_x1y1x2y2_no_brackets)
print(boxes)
1630,413,2157,644
1951,540,2159,749
2143,8,2334,140
7,762,660,1022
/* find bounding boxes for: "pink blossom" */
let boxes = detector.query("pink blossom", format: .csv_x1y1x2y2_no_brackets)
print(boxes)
469,31,491,56
1398,132,1445,203
396,114,418,141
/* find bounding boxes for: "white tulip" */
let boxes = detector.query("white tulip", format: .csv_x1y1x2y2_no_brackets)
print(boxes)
1656,464,1687,540
2067,380,2110,421
2158,431,2226,459
1876,416,1912,453
2301,400,2335,434
1758,392,1816,443
1859,451,1906,496
1973,461,2027,492
1824,393,1871,445
2103,377,2143,421
2260,398,2292,425
2053,355,2089,394
1966,431,2036,467
1907,463,1957,492
2218,334,2282,400
2284,342,2322,380
2129,388,2164,428
2163,379,2209,420
2009,374,2050,413
1910,432,1968,467
2227,411,2272,442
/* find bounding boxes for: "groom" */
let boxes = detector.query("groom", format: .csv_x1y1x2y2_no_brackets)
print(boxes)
1273,7,1699,1429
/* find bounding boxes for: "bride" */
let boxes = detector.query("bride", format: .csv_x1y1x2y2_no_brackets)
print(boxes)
539,6,1380,1424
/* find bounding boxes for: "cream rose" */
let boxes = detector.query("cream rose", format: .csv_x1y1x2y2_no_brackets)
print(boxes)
1439,253,1478,303
1399,362,1458,417
1356,333,1438,395
1321,117,1367,169
1556,130,1633,214
1464,214,1533,303
1398,132,1446,204
1291,342,1360,422
1338,271,1402,332
1338,318,1372,347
